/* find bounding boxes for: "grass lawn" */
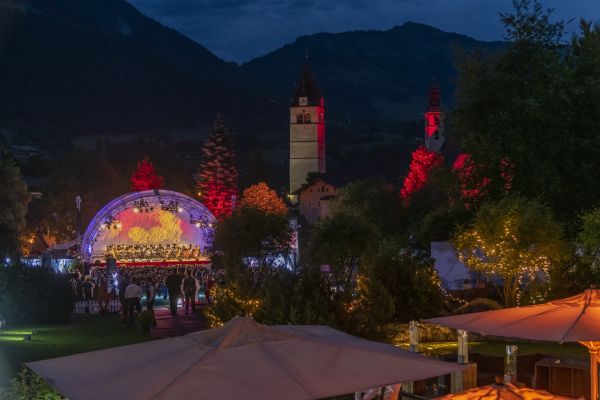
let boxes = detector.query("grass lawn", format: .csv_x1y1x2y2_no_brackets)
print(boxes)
0,314,153,386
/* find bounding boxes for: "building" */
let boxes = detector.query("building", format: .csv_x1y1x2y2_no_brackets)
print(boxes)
289,63,325,202
424,82,446,152
293,178,337,224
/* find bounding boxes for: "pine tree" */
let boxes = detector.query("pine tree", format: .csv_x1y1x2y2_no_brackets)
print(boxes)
195,114,239,220
130,157,164,191
400,146,444,200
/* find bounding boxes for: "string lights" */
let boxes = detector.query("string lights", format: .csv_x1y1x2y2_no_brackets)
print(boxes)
456,218,551,306
205,286,262,328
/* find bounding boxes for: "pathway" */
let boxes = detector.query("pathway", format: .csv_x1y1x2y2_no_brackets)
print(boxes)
151,306,206,339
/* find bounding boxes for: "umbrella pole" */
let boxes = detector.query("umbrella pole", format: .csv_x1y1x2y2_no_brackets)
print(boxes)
580,341,600,400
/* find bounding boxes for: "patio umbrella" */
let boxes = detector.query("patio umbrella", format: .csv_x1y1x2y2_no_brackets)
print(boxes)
27,316,462,400
437,380,571,400
425,289,600,400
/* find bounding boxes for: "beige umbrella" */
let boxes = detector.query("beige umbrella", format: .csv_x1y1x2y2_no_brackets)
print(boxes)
28,316,462,400
426,289,600,400
438,380,571,400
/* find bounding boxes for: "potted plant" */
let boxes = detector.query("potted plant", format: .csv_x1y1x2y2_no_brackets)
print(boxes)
136,311,154,334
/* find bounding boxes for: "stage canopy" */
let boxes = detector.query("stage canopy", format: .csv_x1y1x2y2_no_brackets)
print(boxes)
81,190,216,263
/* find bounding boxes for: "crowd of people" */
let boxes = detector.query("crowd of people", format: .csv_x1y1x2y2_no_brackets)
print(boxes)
69,265,225,322
105,243,207,261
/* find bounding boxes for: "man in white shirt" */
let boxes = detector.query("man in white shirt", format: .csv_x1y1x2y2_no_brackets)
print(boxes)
125,279,143,325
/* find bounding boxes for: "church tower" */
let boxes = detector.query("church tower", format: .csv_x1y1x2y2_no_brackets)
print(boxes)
424,82,445,152
289,63,325,201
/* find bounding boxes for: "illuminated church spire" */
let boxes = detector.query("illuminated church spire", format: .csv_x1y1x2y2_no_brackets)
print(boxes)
424,80,446,152
289,63,325,201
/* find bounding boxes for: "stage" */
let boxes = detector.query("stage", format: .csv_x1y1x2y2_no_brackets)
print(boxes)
81,190,216,265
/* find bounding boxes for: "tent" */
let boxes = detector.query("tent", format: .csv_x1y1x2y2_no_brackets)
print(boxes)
28,316,463,400
426,289,600,400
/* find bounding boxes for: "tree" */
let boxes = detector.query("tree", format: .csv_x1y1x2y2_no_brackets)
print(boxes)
363,240,443,323
238,182,287,216
332,178,406,237
212,207,293,277
307,212,375,302
554,207,600,292
0,158,29,259
194,114,238,220
400,146,444,201
453,195,565,306
453,1,600,223
206,208,292,327
130,156,164,191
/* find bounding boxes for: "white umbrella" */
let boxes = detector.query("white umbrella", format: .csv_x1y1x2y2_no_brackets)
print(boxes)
28,316,462,400
426,289,600,400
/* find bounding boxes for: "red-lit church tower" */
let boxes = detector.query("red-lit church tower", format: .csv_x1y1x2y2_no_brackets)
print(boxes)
424,82,445,152
289,63,325,202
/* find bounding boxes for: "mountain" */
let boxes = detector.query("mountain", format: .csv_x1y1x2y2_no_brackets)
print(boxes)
0,0,504,150
242,22,504,123
0,0,274,144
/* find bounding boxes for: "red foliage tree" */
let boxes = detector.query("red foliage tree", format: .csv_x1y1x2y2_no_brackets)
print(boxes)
130,157,164,191
194,114,238,220
453,155,513,208
400,146,445,200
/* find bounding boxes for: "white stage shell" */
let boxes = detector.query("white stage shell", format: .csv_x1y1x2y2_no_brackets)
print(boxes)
81,190,216,262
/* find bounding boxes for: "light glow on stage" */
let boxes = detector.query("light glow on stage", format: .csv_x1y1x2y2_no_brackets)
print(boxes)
81,190,216,263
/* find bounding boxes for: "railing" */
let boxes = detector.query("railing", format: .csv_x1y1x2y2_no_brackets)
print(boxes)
73,300,122,314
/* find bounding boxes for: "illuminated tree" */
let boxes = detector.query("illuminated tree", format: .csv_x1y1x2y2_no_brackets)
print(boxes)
130,157,164,191
400,146,444,200
239,182,287,216
195,114,238,220
453,195,565,306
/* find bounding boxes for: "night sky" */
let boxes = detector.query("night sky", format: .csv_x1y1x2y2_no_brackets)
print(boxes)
127,0,599,63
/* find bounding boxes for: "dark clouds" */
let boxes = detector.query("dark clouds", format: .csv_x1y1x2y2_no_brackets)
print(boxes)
127,0,600,63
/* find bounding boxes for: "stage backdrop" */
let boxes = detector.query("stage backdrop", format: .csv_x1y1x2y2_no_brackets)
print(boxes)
81,190,215,262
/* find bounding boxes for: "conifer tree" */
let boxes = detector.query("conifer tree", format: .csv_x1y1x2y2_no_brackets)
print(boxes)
195,114,239,220
130,157,164,191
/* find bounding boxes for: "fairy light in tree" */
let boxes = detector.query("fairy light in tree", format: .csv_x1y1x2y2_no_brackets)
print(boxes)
455,218,551,306
205,286,262,328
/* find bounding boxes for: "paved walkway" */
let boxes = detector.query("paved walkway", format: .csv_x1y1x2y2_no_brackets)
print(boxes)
151,306,206,339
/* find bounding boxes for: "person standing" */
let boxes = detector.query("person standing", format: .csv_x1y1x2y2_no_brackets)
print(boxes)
118,273,130,324
165,268,182,316
82,277,94,315
124,278,143,325
96,278,110,314
146,277,156,326
182,270,197,315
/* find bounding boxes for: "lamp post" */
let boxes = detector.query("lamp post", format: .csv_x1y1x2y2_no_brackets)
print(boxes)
75,195,82,256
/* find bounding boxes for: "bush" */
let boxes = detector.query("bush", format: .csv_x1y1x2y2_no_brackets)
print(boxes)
385,322,457,343
453,298,503,314
136,311,154,333
0,265,75,324
0,368,62,400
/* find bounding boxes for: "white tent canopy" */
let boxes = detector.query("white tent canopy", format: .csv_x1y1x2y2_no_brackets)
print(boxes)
28,316,463,400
